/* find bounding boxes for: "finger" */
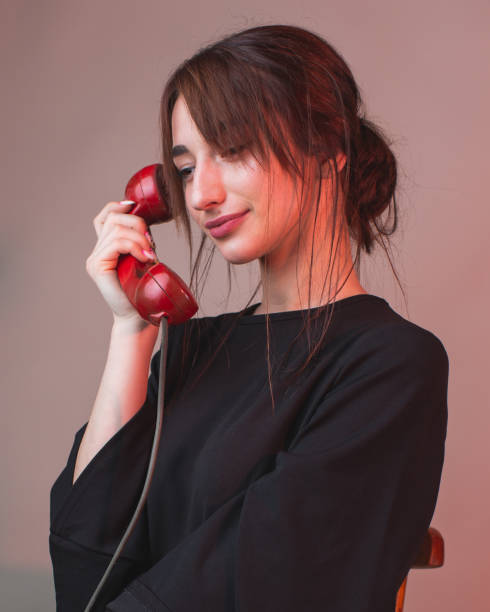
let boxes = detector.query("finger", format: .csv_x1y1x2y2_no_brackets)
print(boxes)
97,224,156,259
93,200,137,238
96,208,149,242
100,236,155,267
88,234,155,279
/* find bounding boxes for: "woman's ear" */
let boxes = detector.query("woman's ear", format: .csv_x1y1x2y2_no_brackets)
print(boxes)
321,151,347,177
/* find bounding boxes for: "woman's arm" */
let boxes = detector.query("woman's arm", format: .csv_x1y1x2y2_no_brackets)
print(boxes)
73,316,159,484
72,196,160,483
50,333,165,611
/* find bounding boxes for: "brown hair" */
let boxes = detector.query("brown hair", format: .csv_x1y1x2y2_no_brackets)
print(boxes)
159,24,403,410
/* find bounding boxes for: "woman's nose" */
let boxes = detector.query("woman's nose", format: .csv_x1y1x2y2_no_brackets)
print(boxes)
189,158,226,210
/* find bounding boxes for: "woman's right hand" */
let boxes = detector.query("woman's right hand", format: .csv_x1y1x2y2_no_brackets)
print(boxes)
85,200,157,323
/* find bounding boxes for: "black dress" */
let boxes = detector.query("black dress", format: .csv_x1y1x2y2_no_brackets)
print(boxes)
50,294,449,611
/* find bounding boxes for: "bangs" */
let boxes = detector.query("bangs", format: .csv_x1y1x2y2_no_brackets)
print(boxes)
169,48,305,177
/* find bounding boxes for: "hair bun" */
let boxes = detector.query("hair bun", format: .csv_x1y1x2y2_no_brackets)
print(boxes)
343,117,398,253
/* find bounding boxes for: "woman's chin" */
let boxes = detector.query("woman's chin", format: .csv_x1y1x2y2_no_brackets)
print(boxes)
218,245,259,265
223,254,257,265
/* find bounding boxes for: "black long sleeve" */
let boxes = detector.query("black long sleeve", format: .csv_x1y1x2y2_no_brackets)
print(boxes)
49,295,449,611
49,347,163,609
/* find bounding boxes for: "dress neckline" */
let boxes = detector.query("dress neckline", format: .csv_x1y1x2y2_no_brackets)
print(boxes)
239,293,386,321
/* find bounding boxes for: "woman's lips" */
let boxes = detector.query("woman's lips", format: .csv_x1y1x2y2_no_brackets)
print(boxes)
207,211,249,238
205,211,248,229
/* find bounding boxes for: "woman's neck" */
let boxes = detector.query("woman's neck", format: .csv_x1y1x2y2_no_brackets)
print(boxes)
255,228,366,315
252,281,367,315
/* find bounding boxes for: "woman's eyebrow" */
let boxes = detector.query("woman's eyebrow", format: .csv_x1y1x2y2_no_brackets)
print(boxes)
172,145,189,158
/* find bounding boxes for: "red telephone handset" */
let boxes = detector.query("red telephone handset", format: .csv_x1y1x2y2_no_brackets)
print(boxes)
116,164,198,326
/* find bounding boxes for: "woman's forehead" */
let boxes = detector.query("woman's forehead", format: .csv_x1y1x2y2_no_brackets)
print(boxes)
171,96,206,148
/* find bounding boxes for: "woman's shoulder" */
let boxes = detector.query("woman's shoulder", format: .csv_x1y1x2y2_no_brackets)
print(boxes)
347,302,449,379
378,304,447,358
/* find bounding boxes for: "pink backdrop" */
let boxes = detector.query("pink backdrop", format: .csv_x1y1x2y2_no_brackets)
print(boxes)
2,0,488,608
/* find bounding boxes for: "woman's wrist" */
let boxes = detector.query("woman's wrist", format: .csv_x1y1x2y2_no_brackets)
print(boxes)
112,313,159,336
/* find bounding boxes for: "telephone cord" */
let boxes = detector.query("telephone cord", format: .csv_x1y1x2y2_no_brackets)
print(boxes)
83,316,169,612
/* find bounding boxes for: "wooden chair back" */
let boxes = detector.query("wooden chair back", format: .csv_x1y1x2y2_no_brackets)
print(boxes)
395,527,444,611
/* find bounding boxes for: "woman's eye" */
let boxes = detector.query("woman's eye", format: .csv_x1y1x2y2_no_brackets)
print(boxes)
177,166,193,181
222,145,246,158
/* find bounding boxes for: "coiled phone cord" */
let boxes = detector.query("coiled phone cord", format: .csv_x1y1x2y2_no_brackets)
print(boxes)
83,316,169,612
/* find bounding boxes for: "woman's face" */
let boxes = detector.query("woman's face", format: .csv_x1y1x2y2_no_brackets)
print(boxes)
171,95,315,266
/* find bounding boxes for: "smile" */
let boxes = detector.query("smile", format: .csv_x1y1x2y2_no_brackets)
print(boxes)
207,211,249,238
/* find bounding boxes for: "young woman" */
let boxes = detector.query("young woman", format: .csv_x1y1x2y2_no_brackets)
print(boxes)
50,25,449,611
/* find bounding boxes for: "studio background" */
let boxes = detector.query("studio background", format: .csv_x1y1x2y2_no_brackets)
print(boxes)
2,0,488,609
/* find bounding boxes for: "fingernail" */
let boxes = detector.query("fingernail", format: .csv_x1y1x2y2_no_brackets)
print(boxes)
119,200,136,205
142,249,156,260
